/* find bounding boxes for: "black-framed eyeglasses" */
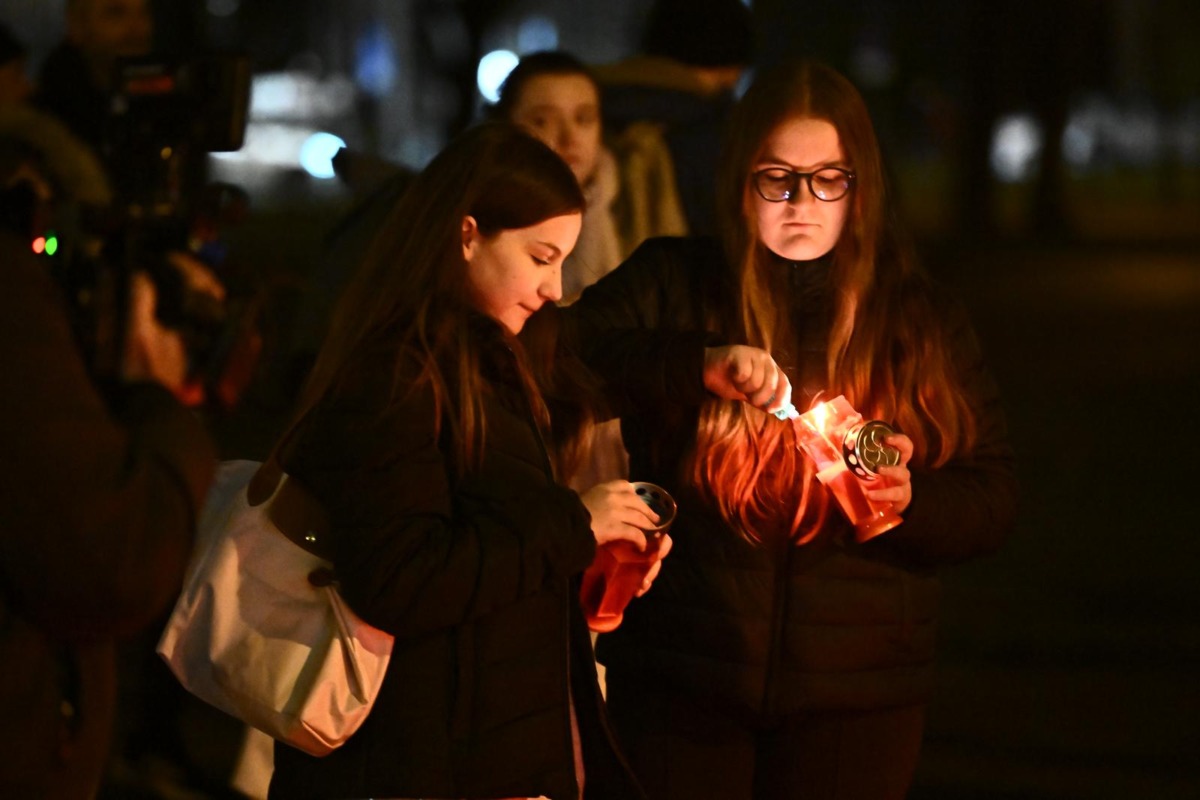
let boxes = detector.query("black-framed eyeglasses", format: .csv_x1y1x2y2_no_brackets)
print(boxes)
751,166,855,203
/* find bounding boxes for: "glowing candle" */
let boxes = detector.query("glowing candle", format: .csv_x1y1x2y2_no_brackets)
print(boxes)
580,482,676,632
790,395,903,542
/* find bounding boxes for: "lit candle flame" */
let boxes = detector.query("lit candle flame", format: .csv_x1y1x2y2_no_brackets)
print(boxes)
811,401,831,432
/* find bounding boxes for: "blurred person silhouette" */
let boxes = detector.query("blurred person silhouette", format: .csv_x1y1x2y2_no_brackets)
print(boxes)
563,59,1018,799
0,141,219,798
0,22,34,106
593,0,754,238
265,122,666,800
0,23,113,212
34,0,153,154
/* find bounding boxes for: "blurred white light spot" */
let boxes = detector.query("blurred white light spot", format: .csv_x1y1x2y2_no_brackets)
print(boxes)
1063,94,1113,171
250,72,356,121
990,114,1043,183
207,0,239,17
477,50,519,103
300,132,347,179
1062,120,1097,167
210,124,306,166
517,16,559,53
251,73,305,118
734,66,755,99
211,123,328,169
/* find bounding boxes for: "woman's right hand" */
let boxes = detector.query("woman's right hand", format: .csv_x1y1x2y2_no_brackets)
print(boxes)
579,480,660,548
703,345,793,415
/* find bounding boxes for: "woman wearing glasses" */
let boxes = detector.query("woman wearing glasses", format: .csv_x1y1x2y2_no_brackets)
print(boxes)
564,60,1018,799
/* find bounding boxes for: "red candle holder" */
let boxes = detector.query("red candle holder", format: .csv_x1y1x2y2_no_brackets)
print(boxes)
790,396,903,542
580,482,676,633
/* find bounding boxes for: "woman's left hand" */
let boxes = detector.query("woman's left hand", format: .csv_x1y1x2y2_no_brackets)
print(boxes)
864,433,914,515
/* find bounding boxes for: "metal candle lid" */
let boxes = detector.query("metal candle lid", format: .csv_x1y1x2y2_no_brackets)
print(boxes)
631,481,677,534
842,420,900,479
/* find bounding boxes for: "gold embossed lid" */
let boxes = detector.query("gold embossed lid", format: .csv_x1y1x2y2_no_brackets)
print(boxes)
842,420,900,479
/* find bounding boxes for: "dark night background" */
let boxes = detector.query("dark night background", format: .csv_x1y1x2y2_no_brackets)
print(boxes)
3,1,1198,797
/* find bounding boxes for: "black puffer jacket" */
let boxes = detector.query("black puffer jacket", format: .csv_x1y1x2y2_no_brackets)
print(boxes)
269,315,645,800
565,236,1018,718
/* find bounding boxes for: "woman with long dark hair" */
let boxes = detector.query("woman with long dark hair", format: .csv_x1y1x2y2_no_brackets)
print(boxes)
565,59,1019,799
265,123,662,800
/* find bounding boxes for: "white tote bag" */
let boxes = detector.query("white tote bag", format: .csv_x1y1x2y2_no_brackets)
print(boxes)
158,460,394,757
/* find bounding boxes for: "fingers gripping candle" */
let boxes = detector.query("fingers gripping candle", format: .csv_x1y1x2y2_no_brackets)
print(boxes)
780,396,903,541
580,482,677,632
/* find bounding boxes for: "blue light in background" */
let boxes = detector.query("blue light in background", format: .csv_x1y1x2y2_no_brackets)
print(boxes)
300,132,347,179
517,16,558,53
355,23,399,98
477,50,519,103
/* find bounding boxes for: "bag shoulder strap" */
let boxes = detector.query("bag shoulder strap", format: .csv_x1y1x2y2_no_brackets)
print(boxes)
270,473,333,561
247,457,334,562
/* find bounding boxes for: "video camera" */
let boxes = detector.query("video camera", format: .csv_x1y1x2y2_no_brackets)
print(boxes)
50,52,258,410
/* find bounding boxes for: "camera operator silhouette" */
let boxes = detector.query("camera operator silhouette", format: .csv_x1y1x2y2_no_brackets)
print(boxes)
1,62,224,794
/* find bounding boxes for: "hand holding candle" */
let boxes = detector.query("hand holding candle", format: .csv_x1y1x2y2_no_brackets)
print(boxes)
579,482,677,633
863,432,913,515
791,396,910,541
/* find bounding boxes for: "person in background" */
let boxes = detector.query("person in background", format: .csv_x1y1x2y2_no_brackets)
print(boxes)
265,122,671,800
493,50,686,306
0,23,34,106
0,21,112,210
564,59,1018,799
593,0,755,238
0,147,219,797
35,0,152,153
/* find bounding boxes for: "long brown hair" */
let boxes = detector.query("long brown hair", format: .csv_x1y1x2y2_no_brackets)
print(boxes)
698,59,979,542
288,122,585,473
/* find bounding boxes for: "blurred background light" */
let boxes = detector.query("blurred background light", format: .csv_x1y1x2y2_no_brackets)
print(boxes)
476,49,519,103
517,15,559,53
249,72,356,121
1063,118,1098,169
355,23,399,98
211,123,320,167
991,113,1043,183
299,132,347,179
